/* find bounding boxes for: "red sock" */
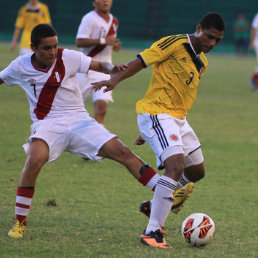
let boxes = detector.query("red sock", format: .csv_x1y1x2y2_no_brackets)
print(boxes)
15,187,35,226
138,166,160,191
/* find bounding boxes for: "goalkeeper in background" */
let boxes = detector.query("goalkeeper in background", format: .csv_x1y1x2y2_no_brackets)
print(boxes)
10,0,51,56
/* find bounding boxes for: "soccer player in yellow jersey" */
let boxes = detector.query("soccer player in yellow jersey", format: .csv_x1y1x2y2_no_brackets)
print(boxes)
93,12,225,248
10,0,51,55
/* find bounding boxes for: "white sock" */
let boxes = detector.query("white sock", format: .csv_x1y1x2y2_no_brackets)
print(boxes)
148,172,189,208
177,172,190,187
145,175,178,234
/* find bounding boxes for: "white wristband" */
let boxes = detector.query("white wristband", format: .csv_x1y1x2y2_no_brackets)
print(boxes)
100,38,106,45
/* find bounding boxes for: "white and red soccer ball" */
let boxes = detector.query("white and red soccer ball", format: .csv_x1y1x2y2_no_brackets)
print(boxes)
181,213,215,247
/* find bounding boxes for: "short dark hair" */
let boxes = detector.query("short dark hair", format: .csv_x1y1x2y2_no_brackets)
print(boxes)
199,12,225,32
31,24,57,48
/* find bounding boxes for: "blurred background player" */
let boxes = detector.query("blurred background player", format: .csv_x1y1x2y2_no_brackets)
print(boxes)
250,12,258,90
10,0,51,55
233,12,249,56
76,0,121,125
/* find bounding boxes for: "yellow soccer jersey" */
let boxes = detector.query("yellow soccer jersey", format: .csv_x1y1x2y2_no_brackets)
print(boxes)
136,34,208,119
15,2,51,48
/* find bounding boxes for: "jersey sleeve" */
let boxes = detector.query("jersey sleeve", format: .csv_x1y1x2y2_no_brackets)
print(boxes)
138,36,178,67
0,59,21,87
199,53,208,77
63,49,91,75
15,6,26,29
79,53,92,73
76,14,93,39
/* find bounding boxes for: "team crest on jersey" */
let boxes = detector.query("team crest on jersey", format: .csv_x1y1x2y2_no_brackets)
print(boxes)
169,134,179,141
55,72,60,82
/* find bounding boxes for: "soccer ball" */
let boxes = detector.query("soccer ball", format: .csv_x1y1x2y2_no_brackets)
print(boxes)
181,213,215,247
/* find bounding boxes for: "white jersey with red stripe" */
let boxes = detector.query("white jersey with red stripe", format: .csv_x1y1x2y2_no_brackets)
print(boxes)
0,48,91,122
76,10,118,80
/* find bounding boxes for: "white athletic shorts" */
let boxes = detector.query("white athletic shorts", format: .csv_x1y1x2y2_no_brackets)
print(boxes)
76,72,113,103
137,113,204,169
23,113,116,163
19,47,33,56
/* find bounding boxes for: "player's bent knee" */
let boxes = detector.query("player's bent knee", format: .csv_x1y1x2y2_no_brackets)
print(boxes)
25,157,45,172
99,138,137,163
164,154,185,172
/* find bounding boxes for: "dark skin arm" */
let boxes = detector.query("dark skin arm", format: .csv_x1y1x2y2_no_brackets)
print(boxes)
89,60,127,75
0,78,4,84
92,57,145,146
92,57,144,92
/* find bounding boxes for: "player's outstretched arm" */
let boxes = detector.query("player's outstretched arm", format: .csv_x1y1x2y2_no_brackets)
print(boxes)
89,60,127,75
0,78,4,85
92,57,144,92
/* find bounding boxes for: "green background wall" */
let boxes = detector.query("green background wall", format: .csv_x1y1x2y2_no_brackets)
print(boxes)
1,0,257,51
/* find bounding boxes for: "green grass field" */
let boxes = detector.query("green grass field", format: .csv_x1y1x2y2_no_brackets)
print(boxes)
0,43,257,257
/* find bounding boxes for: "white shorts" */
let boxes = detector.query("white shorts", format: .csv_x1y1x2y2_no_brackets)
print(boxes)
23,113,116,163
76,72,113,103
19,47,33,56
137,113,204,169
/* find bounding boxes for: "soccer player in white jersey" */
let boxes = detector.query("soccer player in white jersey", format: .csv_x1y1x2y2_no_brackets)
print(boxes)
76,0,121,124
0,24,165,239
250,13,258,90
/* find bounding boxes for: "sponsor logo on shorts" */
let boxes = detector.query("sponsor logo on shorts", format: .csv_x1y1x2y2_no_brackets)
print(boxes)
169,134,179,141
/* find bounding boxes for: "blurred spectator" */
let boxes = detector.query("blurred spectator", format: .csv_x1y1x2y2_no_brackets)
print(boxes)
10,0,51,55
249,13,258,90
233,12,249,56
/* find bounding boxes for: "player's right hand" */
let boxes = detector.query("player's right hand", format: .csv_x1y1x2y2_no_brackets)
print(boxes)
106,36,119,46
113,38,122,52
